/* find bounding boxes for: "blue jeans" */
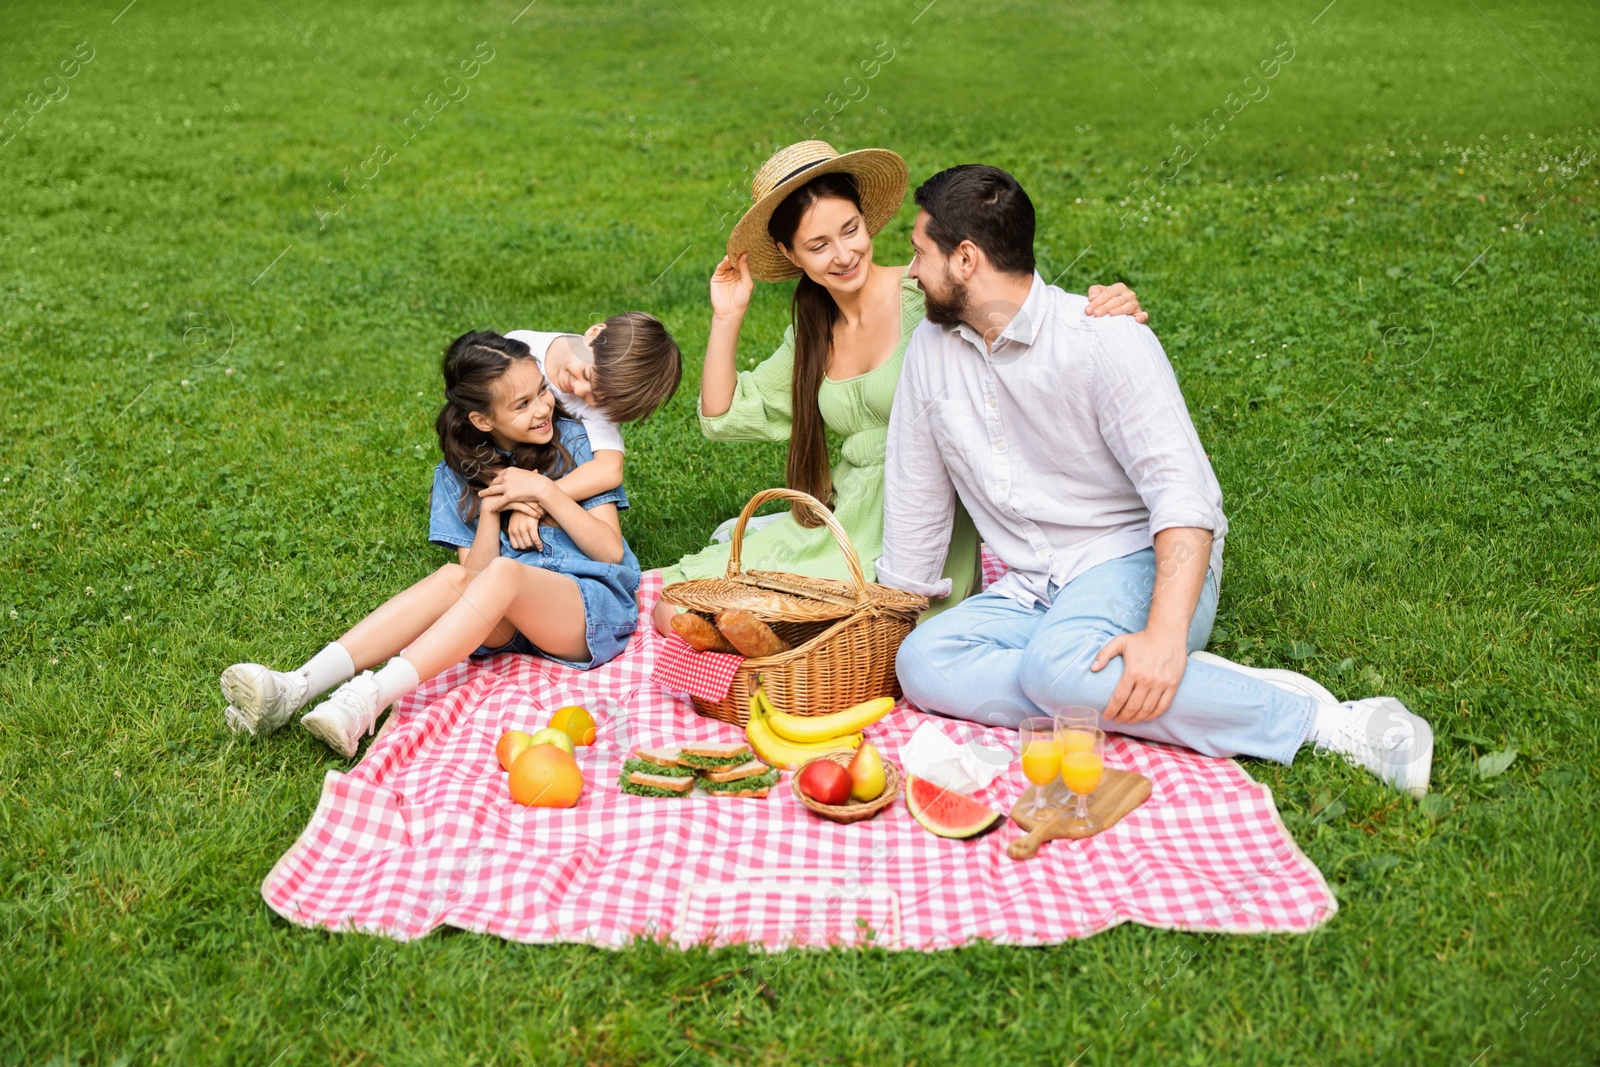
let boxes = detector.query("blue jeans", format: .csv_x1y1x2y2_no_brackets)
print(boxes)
896,548,1315,764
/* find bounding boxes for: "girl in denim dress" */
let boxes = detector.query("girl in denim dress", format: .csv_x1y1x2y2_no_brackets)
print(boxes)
218,331,641,757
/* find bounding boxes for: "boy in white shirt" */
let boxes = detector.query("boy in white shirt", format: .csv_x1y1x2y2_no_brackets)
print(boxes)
499,313,681,549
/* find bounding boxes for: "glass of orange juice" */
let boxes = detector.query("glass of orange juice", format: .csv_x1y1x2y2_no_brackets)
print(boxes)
1055,706,1098,746
1018,717,1061,820
1058,726,1106,835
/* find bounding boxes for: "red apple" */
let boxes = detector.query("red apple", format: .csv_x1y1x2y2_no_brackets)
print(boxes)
799,759,853,806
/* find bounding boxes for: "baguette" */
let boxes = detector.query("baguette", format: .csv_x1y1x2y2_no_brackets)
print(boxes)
714,609,791,659
670,612,738,654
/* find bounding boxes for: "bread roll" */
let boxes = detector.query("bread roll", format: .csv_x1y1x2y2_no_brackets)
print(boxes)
670,612,738,653
714,609,791,659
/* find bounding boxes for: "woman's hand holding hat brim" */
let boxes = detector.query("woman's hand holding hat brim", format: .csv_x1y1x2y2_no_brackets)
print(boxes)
710,252,754,320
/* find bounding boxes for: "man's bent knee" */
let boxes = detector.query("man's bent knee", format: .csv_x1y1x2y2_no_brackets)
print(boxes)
1018,635,1117,713
895,629,941,711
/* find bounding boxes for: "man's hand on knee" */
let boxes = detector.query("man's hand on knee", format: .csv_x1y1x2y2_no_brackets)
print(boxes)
1092,628,1190,723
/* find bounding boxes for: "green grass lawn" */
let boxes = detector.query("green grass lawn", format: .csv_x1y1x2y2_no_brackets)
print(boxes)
3,0,1599,1062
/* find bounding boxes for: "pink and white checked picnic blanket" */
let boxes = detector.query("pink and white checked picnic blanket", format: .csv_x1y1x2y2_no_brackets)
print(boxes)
262,557,1337,947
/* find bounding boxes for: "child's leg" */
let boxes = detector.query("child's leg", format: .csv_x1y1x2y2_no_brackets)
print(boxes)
652,598,679,637
335,563,478,668
302,557,587,757
222,563,479,736
396,556,587,679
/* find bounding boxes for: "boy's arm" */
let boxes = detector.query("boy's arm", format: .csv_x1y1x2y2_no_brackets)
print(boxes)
552,450,624,501
478,468,625,565
539,492,625,565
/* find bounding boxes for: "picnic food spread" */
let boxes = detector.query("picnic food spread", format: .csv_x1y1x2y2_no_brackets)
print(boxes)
496,730,536,771
668,612,737,653
712,609,791,658
495,704,598,807
745,687,863,769
847,743,887,802
905,775,1002,839
620,743,781,798
508,744,584,808
797,757,853,805
548,704,597,746
764,695,894,743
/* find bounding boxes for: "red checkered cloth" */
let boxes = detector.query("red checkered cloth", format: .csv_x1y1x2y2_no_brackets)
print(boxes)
651,633,744,703
262,556,1336,947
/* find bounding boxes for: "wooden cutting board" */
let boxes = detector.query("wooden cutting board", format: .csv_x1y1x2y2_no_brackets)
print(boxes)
1006,769,1153,860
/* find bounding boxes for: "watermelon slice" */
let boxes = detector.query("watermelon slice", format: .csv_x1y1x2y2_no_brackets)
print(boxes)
905,775,1001,839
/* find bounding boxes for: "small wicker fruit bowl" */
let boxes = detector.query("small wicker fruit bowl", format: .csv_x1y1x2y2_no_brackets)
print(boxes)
791,751,902,824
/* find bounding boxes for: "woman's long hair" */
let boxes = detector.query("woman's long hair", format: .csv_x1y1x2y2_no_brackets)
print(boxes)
436,330,575,524
767,172,863,527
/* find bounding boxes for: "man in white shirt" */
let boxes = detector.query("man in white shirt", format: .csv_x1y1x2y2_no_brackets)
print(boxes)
878,165,1432,796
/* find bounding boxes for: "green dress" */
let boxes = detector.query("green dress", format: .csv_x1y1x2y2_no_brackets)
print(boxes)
660,273,981,619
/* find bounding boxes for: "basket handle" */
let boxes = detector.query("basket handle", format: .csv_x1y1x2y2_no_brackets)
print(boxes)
724,488,870,604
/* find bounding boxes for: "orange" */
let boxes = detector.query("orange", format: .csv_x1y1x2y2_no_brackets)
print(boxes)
496,730,535,772
548,704,597,747
508,744,584,808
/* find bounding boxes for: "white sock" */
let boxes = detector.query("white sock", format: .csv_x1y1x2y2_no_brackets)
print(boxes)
1308,701,1352,748
372,656,422,709
298,642,356,701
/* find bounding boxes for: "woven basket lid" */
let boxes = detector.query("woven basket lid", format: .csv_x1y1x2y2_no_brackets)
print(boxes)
659,488,928,623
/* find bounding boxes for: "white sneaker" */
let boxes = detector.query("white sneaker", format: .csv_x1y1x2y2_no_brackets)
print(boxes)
300,672,381,758
221,663,309,736
1314,697,1433,797
1191,649,1339,706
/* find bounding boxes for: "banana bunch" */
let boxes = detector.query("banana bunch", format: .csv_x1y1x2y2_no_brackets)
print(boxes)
767,695,895,744
745,687,862,770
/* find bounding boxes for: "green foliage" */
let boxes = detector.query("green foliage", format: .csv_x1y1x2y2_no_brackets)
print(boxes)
2,0,1598,1064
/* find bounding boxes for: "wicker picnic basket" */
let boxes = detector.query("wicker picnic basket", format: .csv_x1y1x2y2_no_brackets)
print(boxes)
660,488,928,726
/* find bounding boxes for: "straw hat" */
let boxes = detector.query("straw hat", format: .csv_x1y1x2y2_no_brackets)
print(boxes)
728,141,909,282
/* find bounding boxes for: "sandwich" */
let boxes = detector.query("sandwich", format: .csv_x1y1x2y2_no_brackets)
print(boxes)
620,746,696,797
698,760,781,799
676,740,754,771
620,770,696,797
630,745,690,771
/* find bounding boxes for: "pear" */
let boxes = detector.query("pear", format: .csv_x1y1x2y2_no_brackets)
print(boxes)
847,742,886,802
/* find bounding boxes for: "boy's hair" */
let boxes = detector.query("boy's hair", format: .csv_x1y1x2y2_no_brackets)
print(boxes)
913,164,1036,276
588,311,682,424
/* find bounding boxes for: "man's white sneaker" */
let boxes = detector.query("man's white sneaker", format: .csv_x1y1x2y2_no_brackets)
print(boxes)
1191,649,1340,706
300,673,382,758
1314,697,1433,798
221,663,309,736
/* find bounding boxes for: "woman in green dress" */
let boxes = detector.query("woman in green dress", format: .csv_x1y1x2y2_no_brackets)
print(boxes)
653,141,1144,634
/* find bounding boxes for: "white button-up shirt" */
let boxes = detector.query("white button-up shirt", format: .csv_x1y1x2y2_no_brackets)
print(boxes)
877,273,1227,608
